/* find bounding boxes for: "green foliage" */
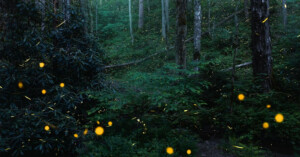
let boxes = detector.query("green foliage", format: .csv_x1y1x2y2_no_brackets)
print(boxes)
0,1,103,156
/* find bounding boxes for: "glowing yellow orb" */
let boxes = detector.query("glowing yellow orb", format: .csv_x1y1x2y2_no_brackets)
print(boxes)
238,94,245,101
18,82,24,89
44,125,50,131
166,147,174,155
39,62,45,68
60,83,65,88
187,149,192,155
108,121,113,127
262,122,269,129
97,121,100,125
95,126,104,136
275,113,284,123
266,104,271,108
83,129,88,135
74,133,78,138
41,89,46,95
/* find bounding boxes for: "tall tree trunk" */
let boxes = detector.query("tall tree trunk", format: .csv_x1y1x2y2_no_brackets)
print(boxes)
193,0,201,71
176,0,187,69
95,0,98,34
208,0,211,36
282,0,287,29
244,0,249,19
80,0,88,37
35,0,45,30
89,0,94,34
165,0,169,31
129,0,134,44
251,0,272,92
162,0,166,38
162,0,169,39
66,0,71,21
138,0,144,29
231,6,239,110
147,0,150,13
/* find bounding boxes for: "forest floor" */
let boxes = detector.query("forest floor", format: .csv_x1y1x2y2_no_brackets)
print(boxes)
197,139,235,157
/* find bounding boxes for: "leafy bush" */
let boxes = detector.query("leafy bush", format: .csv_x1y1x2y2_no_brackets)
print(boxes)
0,2,103,156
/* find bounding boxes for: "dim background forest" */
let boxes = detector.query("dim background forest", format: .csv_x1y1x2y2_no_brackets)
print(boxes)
0,0,300,156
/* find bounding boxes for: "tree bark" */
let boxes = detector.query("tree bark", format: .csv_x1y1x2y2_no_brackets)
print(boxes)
89,0,94,34
162,0,169,39
80,0,88,37
147,0,150,13
129,0,134,44
176,0,187,69
208,0,211,36
282,0,287,29
162,0,166,38
244,0,249,19
251,0,272,92
95,0,98,34
66,0,71,21
35,0,45,30
193,0,201,71
138,0,144,29
165,0,169,31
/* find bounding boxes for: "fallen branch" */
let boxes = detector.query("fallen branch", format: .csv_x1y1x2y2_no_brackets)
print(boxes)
185,9,244,43
104,9,245,70
103,46,174,69
221,61,252,72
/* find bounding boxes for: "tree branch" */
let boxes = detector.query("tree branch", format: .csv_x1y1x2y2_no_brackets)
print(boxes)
221,61,252,72
103,9,245,70
103,46,174,69
185,9,244,43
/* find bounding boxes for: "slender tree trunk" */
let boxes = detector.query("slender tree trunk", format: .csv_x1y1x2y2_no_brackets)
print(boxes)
193,0,201,71
244,0,249,19
147,0,150,13
282,0,287,29
231,6,239,110
138,0,144,29
95,0,98,34
208,0,211,36
165,0,169,31
35,0,45,30
251,0,272,92
80,0,88,37
176,0,187,69
66,0,71,21
100,0,103,6
162,0,169,39
89,0,94,34
129,0,134,44
162,0,166,38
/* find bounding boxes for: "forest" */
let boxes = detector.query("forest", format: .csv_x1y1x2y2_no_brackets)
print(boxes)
0,0,299,156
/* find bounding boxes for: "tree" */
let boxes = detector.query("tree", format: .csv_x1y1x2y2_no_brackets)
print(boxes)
282,0,287,29
162,0,169,39
193,0,201,71
208,0,211,36
129,0,134,44
66,0,71,21
147,0,150,13
95,0,98,34
138,0,144,29
244,0,249,19
80,0,88,37
251,0,272,92
176,0,187,69
35,0,45,30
